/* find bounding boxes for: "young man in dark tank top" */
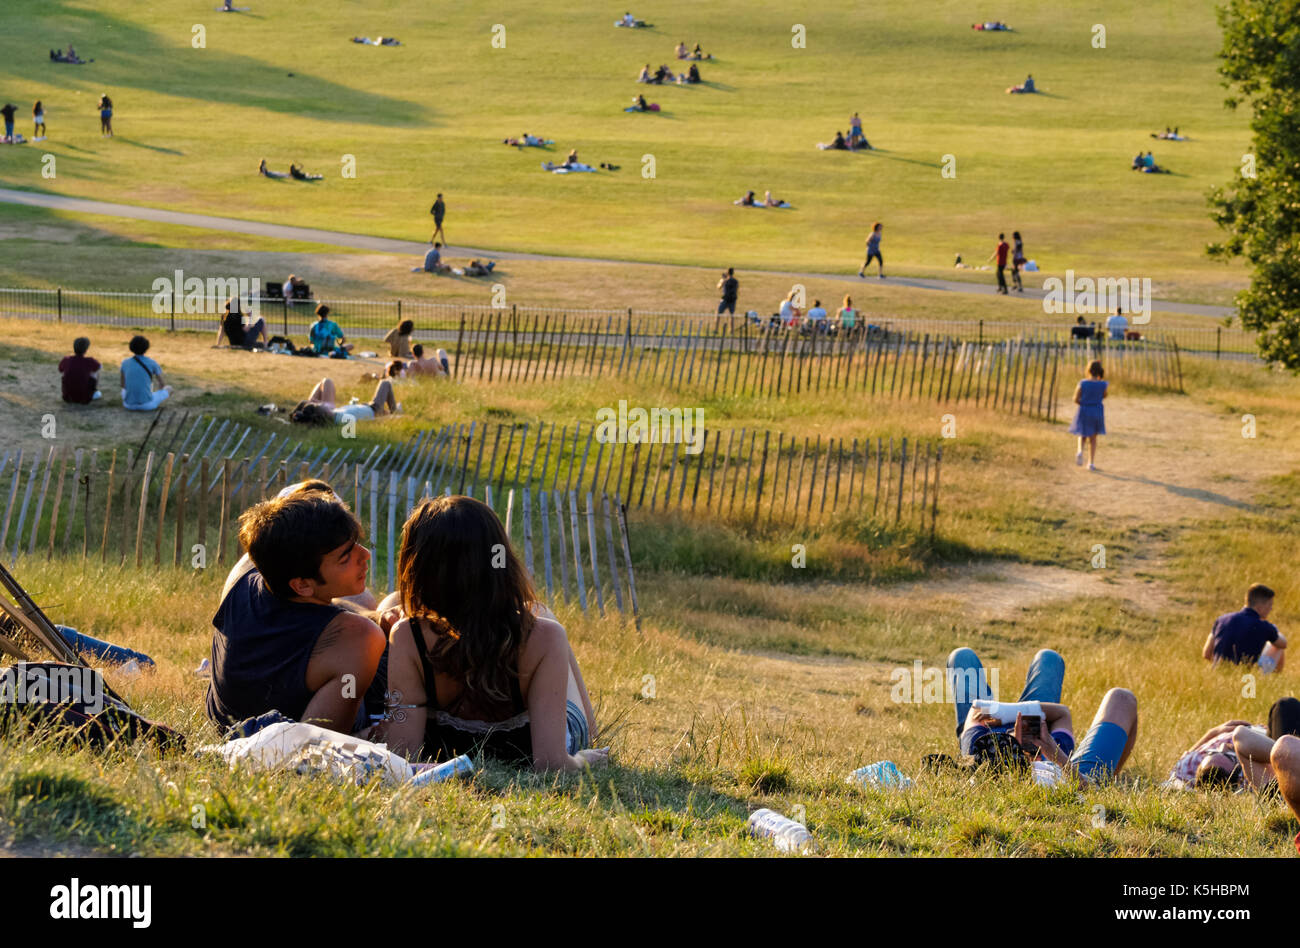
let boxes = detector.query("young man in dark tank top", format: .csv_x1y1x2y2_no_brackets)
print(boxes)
206,491,386,736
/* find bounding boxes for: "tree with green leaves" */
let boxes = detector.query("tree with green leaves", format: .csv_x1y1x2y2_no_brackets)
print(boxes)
1208,0,1300,368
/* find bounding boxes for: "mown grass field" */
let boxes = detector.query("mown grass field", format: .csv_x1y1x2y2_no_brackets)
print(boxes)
2,318,1299,856
0,0,1252,304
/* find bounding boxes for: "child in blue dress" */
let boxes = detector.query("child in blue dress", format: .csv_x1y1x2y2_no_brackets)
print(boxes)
1070,360,1107,470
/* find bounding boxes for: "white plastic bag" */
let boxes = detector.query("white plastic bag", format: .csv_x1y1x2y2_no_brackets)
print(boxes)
200,721,415,785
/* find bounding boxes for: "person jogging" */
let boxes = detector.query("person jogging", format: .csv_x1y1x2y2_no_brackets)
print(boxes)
859,222,884,278
988,233,1010,294
430,193,446,244
717,267,739,315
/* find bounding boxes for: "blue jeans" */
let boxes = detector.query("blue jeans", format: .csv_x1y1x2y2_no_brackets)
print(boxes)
565,699,590,754
56,624,155,667
947,647,1064,736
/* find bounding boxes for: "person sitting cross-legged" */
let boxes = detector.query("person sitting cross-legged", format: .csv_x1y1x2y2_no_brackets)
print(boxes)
59,336,102,404
119,334,173,411
206,490,386,736
215,298,268,348
309,304,353,355
1204,583,1287,673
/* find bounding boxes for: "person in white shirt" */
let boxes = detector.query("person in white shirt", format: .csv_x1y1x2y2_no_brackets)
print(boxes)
1106,308,1129,341
778,290,800,327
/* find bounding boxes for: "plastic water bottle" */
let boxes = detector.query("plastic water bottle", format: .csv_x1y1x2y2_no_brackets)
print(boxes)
748,808,814,854
847,760,913,790
408,754,476,788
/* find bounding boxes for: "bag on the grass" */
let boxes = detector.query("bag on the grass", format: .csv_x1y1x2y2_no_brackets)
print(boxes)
0,661,186,752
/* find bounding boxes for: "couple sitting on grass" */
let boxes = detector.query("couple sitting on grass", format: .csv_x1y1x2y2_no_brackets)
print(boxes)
206,484,605,771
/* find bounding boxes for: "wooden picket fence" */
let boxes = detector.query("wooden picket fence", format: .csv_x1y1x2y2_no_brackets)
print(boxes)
0,442,641,627
381,419,945,537
445,315,1183,412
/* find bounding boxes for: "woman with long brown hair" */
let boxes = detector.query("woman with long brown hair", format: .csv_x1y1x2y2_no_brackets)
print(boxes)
382,496,605,771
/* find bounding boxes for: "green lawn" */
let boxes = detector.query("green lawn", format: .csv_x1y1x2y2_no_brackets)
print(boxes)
0,0,1251,303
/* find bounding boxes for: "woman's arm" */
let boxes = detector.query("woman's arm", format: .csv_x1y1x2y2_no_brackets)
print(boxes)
523,619,603,772
378,618,427,756
1232,725,1278,792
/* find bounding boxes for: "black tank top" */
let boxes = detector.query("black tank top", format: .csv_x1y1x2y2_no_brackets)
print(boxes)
407,619,532,764
206,563,342,730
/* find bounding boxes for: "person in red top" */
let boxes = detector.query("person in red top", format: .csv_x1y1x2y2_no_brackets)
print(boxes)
58,336,102,404
987,233,1011,295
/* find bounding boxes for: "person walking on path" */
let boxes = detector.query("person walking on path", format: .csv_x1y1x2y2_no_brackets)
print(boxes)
1011,230,1026,292
1069,359,1107,471
717,267,739,315
859,222,884,278
988,232,1010,294
430,193,446,244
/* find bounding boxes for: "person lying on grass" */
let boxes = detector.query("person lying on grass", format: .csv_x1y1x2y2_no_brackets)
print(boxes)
1204,583,1287,673
259,158,289,179
289,163,323,181
763,189,789,208
378,495,607,771
947,646,1139,785
291,371,400,426
502,133,553,147
214,297,268,348
408,343,449,377
1163,698,1300,792
207,488,386,736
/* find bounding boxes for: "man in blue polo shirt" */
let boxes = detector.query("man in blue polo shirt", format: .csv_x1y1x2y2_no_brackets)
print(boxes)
1204,584,1287,672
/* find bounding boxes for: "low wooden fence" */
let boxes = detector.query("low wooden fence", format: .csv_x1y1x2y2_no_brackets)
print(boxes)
0,443,641,626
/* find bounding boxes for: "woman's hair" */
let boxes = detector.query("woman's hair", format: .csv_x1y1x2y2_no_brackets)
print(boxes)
386,360,405,377
128,335,150,355
289,401,334,426
398,319,414,335
842,295,852,308
872,221,882,231
1195,754,1242,790
1087,359,1104,379
397,496,537,706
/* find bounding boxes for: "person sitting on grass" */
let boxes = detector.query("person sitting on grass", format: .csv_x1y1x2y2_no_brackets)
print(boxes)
817,130,849,150
1266,722,1300,855
215,298,268,349
119,334,172,411
836,295,858,333
1007,74,1036,94
616,11,647,28
59,336,102,404
691,43,712,60
1204,583,1287,672
309,304,352,355
685,63,701,84
778,288,801,326
378,495,607,771
947,646,1139,786
206,489,386,736
289,162,324,181
675,41,689,59
283,273,310,302
384,319,415,359
409,343,449,378
411,242,451,274
763,189,789,208
1070,315,1096,340
734,189,757,206
626,95,659,112
638,64,654,83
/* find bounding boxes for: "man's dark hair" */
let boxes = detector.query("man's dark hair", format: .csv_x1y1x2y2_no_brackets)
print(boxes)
727,267,734,276
412,343,424,357
239,492,363,598
315,304,330,319
1247,583,1275,608
72,337,90,356
128,335,150,355
998,232,1005,240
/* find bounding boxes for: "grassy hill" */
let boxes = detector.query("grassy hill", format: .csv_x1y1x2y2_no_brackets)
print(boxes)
0,0,1251,303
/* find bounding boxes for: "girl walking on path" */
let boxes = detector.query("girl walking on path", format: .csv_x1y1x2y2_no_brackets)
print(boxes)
859,222,884,278
1011,230,1025,292
1070,359,1107,470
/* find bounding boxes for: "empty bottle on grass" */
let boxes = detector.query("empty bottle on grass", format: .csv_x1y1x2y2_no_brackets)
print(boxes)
409,754,476,788
748,808,814,853
847,760,913,789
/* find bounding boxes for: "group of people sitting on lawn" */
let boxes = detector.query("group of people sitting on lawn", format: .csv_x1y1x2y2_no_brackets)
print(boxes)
410,242,496,276
1131,151,1169,173
675,41,712,60
57,334,173,410
818,113,871,151
756,292,862,334
259,158,323,181
49,44,90,64
637,62,701,84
